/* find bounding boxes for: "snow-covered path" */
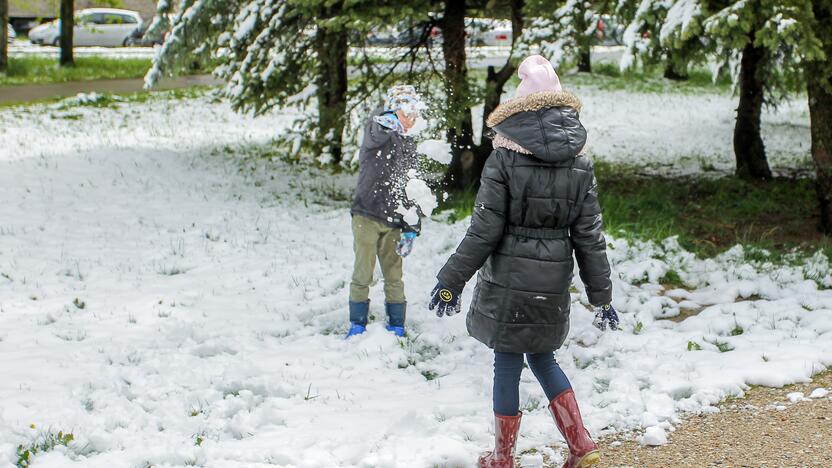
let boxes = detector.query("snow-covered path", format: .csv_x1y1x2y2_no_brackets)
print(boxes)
0,93,830,467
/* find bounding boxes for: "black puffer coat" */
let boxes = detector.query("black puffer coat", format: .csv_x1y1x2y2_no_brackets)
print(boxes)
436,91,612,353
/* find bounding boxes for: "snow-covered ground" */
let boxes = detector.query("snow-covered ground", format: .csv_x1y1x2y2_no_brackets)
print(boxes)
0,90,829,467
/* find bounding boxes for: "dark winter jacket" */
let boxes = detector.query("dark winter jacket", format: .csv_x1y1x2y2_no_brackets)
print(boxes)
436,91,612,353
351,108,421,233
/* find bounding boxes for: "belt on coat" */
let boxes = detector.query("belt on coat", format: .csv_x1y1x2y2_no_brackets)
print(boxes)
505,225,569,239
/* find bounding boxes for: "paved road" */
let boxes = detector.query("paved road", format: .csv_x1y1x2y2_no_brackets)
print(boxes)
0,74,222,105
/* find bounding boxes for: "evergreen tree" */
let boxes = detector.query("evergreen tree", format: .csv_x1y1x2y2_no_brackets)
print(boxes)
617,0,698,79
521,0,607,73
146,0,425,165
703,0,819,179
631,0,818,179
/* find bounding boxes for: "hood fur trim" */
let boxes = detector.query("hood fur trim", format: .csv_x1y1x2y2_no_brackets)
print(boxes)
492,134,532,154
486,90,582,128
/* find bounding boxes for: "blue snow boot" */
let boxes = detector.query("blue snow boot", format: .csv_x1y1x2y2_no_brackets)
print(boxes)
345,300,370,339
385,302,406,337
346,323,366,338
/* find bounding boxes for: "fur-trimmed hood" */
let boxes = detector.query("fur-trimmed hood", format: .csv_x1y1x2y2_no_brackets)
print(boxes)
487,90,586,163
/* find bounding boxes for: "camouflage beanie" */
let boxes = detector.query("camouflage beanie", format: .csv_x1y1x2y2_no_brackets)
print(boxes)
385,85,425,114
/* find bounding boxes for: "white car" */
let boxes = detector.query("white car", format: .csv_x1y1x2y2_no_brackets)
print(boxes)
467,18,512,47
28,8,142,47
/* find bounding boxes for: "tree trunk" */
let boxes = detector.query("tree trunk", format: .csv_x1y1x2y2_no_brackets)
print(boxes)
808,0,832,233
809,78,832,233
663,46,690,81
575,3,591,73
0,0,8,73
734,38,771,179
314,3,348,165
663,61,688,81
60,0,74,67
442,0,476,189
476,0,525,181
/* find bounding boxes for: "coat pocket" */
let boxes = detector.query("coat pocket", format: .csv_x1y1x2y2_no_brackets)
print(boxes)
503,292,570,325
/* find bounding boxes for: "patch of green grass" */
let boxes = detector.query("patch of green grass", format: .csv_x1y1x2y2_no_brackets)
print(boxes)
16,429,74,468
437,189,477,224
659,269,684,288
633,321,644,334
593,161,831,259
565,63,736,95
0,56,153,86
2,86,212,110
687,340,702,351
438,162,830,263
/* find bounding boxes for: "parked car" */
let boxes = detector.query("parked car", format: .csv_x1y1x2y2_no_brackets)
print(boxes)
6,23,15,43
467,18,512,46
366,21,435,47
28,8,142,47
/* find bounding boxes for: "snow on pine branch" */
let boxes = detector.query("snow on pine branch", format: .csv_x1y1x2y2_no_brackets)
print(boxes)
146,0,316,116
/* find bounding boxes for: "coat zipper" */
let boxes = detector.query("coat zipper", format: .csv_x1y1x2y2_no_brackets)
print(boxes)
536,111,549,160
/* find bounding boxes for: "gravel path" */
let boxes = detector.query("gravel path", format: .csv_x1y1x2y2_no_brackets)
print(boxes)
594,371,832,468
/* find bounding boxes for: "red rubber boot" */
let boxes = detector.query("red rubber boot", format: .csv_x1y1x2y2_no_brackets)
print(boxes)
549,390,600,468
479,412,522,468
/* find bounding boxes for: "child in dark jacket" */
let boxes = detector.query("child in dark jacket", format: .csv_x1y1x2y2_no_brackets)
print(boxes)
347,85,425,338
429,56,618,468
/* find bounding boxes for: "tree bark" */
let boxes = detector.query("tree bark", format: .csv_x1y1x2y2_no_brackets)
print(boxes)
314,3,348,165
476,0,525,181
0,0,8,73
663,46,690,81
441,0,476,189
60,0,74,67
575,2,591,73
663,61,688,81
808,0,832,233
734,38,771,179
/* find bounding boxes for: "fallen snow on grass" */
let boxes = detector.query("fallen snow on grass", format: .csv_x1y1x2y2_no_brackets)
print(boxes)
0,92,829,467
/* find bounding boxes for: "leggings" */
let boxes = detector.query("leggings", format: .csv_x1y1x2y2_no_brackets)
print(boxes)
493,351,572,416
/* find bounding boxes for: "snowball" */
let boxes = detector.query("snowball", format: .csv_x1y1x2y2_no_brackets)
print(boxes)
417,139,453,164
809,388,829,399
786,392,806,403
518,452,543,468
640,426,668,446
404,179,437,216
395,204,420,226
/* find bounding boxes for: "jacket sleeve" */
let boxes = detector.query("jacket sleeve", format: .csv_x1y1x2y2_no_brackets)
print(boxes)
570,162,613,306
362,118,395,151
436,151,509,293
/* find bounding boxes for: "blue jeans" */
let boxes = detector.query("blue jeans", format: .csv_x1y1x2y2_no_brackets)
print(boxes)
493,351,572,416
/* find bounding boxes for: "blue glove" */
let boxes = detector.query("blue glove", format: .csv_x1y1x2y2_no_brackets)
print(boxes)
429,282,461,317
592,304,619,331
395,231,417,258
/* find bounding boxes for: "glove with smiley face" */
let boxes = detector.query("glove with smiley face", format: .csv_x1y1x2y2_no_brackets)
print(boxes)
428,282,461,317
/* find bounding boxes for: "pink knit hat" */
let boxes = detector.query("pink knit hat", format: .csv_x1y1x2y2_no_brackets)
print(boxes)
514,55,562,98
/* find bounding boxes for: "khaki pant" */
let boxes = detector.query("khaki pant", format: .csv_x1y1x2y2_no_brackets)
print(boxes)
350,215,405,303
